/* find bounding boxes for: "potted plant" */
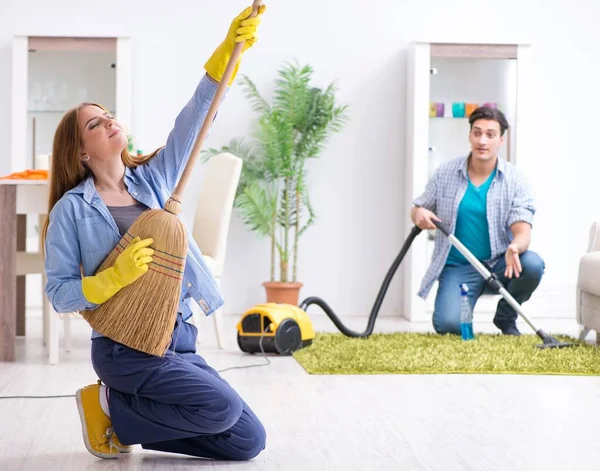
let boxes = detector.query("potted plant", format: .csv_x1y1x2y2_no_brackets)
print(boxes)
202,60,349,304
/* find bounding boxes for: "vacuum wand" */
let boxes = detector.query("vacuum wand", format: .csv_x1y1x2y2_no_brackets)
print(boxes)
433,221,538,333
433,220,573,349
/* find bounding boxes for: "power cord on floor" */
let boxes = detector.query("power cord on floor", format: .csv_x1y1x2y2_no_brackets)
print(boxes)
0,394,75,399
216,331,271,373
0,333,271,400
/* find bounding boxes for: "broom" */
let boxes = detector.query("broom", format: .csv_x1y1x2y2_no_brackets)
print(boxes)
81,0,263,356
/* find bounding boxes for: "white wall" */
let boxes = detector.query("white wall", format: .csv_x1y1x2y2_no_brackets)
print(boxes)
2,0,599,324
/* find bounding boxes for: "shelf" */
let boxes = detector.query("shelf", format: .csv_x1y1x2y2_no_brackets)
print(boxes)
429,117,468,120
28,110,116,114
28,110,68,113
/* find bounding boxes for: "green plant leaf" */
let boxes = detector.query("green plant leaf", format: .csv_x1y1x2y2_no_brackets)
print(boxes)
238,75,271,115
234,181,276,238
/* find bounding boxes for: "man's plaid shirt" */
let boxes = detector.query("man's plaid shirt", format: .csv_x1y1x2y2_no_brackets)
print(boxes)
413,155,536,299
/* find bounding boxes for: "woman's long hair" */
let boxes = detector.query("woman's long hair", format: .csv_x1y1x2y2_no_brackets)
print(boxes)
41,102,161,251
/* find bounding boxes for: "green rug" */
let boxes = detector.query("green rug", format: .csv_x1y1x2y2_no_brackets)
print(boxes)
292,332,600,376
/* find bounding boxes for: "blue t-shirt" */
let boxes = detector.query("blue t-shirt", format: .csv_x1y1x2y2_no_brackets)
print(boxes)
446,169,496,266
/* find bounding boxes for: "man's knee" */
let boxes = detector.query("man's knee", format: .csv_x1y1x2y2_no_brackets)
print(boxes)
521,251,545,282
433,311,461,335
433,320,461,335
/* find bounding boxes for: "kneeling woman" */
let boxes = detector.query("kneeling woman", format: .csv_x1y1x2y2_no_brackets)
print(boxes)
43,6,267,461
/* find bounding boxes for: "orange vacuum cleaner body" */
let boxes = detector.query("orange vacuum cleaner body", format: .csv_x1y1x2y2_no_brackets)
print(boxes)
236,303,315,355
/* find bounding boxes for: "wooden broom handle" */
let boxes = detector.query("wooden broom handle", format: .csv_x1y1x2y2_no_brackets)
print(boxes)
170,0,263,201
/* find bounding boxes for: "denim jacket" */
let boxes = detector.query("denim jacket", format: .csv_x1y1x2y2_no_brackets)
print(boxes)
44,75,225,336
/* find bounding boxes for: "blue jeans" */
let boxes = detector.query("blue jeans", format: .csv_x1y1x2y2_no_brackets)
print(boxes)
91,314,266,460
432,251,545,334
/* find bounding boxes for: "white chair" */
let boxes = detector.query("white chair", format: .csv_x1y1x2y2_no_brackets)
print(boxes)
576,221,600,342
191,153,242,349
17,253,71,365
17,215,72,365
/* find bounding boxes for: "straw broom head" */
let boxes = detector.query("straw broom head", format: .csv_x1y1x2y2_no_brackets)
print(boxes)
81,196,188,356
81,0,264,356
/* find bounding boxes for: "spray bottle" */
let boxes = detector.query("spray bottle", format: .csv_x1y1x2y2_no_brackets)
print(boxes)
460,283,474,340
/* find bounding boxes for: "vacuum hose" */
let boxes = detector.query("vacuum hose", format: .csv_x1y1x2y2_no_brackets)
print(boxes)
299,225,423,337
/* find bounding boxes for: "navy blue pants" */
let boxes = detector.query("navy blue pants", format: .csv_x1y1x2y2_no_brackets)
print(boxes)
91,314,266,460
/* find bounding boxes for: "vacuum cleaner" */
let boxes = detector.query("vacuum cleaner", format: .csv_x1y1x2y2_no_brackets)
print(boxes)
236,221,574,354
236,302,316,355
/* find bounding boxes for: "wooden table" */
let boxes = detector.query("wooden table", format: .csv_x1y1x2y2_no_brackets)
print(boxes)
0,180,49,362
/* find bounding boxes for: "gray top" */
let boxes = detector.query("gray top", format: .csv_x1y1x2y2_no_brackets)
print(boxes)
106,202,149,236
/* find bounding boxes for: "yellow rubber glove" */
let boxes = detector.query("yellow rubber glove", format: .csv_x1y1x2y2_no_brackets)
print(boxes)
82,237,154,305
204,4,267,85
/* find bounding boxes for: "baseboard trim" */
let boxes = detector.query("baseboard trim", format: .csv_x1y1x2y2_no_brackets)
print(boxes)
408,281,577,323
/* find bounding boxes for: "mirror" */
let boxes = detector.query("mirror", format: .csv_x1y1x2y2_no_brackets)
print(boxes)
26,37,118,171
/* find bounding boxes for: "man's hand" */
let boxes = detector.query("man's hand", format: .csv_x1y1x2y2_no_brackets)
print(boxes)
504,221,531,279
412,207,441,230
504,243,522,279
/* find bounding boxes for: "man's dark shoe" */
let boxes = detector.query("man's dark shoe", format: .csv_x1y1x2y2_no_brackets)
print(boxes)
493,319,521,336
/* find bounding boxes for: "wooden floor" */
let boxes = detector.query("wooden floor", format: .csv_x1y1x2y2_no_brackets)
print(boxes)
1,311,599,471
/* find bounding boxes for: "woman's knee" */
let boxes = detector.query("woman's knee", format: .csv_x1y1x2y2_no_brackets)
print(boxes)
193,386,243,435
229,413,267,461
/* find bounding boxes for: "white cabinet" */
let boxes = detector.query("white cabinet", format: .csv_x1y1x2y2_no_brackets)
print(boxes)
402,40,533,322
